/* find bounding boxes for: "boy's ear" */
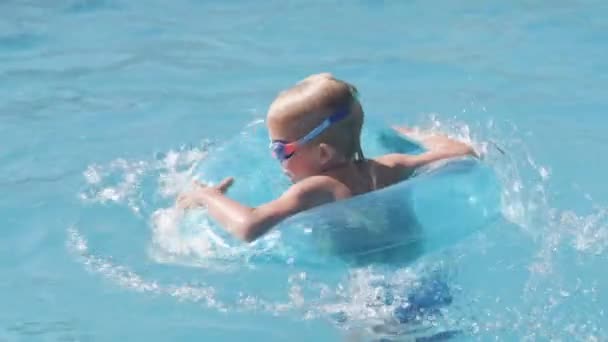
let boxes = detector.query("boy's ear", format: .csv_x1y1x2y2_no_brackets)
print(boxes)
318,143,334,166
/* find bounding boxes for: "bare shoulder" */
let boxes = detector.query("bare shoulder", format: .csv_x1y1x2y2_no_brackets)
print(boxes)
368,154,417,187
372,154,420,173
373,153,414,168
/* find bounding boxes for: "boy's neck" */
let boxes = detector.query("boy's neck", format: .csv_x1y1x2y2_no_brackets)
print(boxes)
321,156,361,173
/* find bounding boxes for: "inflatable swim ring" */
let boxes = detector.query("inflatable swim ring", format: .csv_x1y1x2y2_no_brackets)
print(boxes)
194,120,501,264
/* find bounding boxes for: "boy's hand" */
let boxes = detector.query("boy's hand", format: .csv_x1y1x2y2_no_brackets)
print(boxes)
392,125,421,140
425,135,478,158
177,177,234,209
392,125,478,158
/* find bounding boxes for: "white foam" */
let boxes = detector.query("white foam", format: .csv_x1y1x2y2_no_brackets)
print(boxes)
79,158,148,214
66,225,226,310
148,207,230,266
563,208,608,255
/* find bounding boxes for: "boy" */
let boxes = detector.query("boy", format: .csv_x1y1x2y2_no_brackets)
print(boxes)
178,73,476,242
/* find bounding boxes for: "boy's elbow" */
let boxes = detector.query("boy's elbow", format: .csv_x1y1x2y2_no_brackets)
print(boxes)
230,209,280,243
233,220,264,243
240,226,258,243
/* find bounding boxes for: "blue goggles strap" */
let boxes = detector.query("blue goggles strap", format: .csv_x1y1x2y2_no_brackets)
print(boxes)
297,107,350,145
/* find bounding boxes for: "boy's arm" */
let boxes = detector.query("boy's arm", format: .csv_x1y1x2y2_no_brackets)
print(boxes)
386,126,478,172
177,177,334,242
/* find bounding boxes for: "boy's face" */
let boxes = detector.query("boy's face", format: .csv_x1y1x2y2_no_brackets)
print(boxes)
267,116,322,183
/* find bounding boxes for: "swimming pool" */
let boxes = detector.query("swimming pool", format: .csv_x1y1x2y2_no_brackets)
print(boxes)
2,0,607,340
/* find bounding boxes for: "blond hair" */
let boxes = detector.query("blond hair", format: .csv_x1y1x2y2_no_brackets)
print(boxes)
268,73,365,161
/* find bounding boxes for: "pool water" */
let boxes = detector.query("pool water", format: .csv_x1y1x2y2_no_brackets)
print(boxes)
2,0,608,340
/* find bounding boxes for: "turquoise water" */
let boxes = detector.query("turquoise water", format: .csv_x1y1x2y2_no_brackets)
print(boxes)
2,0,608,340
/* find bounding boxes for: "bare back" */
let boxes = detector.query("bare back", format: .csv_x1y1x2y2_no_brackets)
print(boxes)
319,155,415,201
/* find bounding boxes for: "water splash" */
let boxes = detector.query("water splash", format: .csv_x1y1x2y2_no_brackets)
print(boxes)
72,115,608,340
79,144,208,215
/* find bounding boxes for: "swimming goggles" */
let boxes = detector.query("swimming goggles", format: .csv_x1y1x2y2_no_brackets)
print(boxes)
270,106,350,163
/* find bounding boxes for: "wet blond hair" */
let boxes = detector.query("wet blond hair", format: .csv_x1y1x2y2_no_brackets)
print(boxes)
267,73,365,161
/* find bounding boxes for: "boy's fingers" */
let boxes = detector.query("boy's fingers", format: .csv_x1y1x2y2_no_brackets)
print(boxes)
176,196,187,208
392,125,414,135
178,196,199,210
471,148,481,159
217,177,234,192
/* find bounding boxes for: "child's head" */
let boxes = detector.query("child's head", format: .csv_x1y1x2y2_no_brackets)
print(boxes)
267,73,364,182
